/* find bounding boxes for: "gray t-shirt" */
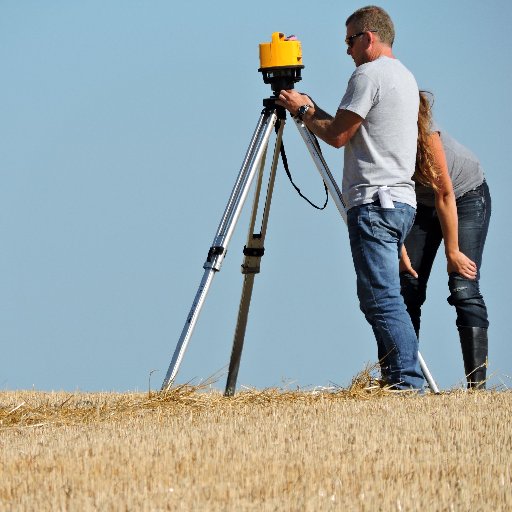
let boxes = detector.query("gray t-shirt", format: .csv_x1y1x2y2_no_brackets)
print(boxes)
415,120,485,207
339,56,419,209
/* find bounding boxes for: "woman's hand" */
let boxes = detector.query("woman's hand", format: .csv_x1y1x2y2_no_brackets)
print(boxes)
446,250,477,279
399,245,418,278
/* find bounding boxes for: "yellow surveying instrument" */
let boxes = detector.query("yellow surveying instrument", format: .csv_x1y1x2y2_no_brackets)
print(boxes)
258,32,304,95
161,33,439,395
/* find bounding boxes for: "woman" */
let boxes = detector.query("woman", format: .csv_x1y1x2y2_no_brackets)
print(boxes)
400,92,491,389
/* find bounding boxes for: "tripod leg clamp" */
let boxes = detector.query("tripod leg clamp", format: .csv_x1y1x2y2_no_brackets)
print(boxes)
204,245,225,270
241,237,265,275
243,246,265,257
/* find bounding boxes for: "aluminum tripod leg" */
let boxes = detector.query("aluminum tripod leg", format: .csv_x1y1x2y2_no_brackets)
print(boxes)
293,118,348,222
224,116,285,396
294,118,439,393
418,352,439,393
161,106,278,391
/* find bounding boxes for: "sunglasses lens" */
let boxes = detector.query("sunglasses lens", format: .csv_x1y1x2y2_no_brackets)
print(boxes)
346,33,358,48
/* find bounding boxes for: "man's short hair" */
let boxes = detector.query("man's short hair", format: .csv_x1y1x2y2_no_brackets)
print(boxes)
346,5,395,47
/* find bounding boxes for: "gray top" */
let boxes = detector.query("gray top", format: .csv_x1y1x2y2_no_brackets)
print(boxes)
415,120,485,207
339,56,419,209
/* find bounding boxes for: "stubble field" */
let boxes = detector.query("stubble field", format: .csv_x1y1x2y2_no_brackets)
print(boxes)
1,375,511,511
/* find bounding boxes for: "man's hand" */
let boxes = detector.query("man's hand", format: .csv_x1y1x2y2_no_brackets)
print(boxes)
276,90,313,117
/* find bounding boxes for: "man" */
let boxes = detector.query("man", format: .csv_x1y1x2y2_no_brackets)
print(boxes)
277,5,424,389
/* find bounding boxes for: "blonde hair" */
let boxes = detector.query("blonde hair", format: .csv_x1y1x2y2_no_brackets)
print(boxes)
414,91,440,191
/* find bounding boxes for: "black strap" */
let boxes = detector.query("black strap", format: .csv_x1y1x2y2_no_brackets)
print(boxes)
275,121,328,210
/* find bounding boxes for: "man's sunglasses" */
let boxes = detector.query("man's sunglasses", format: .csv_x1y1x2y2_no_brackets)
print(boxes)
345,30,378,48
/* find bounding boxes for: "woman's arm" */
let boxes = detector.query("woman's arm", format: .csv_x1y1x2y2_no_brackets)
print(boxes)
399,244,418,278
429,132,477,279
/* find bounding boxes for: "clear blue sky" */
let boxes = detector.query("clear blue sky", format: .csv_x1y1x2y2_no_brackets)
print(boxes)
1,1,510,392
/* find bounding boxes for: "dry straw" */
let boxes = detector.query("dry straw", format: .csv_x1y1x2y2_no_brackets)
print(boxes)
0,365,409,429
1,367,511,511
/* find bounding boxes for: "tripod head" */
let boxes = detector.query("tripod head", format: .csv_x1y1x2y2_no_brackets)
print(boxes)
259,32,304,97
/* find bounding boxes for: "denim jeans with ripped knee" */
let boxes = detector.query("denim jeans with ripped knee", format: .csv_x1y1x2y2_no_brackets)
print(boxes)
401,181,491,332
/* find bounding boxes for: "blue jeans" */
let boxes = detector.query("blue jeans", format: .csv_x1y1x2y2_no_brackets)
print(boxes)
347,202,424,390
400,181,491,332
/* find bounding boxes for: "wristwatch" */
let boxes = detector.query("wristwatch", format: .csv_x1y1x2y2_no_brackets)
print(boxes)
296,104,312,121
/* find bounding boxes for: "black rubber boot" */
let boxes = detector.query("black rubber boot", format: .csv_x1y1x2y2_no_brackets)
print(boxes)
458,326,488,389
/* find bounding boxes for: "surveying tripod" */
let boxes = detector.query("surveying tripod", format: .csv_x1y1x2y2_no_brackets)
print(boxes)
160,96,439,395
